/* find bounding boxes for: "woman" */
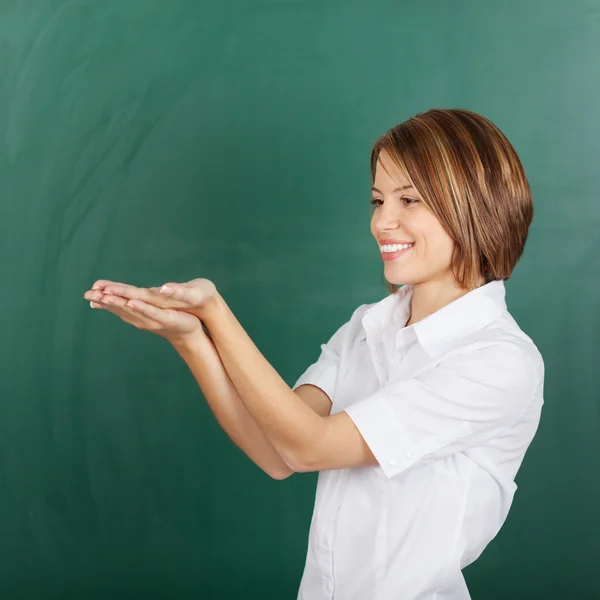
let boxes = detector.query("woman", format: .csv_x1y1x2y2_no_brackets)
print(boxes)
84,108,544,600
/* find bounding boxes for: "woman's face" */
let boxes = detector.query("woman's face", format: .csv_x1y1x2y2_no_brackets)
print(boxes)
370,151,456,287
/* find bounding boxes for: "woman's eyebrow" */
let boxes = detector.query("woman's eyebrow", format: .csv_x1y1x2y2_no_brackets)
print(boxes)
371,184,414,193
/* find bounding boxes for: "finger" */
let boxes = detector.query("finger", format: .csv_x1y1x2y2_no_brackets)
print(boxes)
101,283,159,304
159,279,217,308
85,289,144,303
84,290,105,302
91,279,122,291
158,282,188,301
97,294,161,329
141,282,192,306
86,286,174,312
125,298,179,323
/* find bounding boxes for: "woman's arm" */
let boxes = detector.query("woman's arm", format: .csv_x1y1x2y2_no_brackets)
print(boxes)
88,280,540,478
171,329,294,480
88,278,374,473
197,292,377,473
195,290,540,478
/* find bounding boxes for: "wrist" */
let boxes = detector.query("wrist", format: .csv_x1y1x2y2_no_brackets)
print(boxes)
191,289,224,323
169,327,208,353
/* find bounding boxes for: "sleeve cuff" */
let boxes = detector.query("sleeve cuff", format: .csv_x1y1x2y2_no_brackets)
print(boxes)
292,354,338,401
344,395,421,479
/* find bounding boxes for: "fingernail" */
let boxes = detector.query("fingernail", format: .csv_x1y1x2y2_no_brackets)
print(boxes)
160,285,173,295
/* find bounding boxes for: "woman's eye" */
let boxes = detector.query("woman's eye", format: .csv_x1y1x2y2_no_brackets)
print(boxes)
370,197,419,208
402,197,419,206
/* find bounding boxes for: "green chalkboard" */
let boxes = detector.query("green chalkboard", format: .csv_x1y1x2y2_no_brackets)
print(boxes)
1,1,598,598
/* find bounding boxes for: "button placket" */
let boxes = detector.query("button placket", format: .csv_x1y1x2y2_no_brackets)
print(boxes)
313,473,344,598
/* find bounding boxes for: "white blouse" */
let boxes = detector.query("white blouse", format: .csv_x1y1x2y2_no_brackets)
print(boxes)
292,280,544,600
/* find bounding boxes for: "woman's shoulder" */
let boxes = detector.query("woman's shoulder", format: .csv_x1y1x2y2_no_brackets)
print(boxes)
327,300,381,347
465,311,545,380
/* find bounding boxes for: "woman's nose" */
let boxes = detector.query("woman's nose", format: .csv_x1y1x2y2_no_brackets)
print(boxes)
373,205,401,231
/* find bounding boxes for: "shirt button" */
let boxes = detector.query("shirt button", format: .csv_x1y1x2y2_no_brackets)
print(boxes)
389,459,397,467
405,451,412,459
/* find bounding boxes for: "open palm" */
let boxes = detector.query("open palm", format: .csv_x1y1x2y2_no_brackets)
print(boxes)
83,283,205,345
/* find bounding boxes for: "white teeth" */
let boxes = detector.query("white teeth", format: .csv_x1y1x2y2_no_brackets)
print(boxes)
381,243,414,253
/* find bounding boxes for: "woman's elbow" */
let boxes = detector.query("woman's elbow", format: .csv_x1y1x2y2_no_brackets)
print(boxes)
268,465,296,480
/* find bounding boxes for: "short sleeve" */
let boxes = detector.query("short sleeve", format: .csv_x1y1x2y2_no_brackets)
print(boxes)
344,341,542,479
292,318,352,402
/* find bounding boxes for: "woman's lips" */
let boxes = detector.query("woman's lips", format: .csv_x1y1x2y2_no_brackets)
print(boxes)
381,245,414,262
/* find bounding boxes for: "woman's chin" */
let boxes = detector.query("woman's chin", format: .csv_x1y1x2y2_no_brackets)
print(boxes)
384,264,416,285
385,273,416,287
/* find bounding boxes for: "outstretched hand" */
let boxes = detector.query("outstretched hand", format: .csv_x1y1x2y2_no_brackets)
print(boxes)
89,278,217,314
83,278,219,345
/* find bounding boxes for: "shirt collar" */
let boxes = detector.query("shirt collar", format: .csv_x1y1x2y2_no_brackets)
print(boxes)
360,280,507,359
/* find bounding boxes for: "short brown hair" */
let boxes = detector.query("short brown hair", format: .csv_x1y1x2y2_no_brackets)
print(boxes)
370,108,533,293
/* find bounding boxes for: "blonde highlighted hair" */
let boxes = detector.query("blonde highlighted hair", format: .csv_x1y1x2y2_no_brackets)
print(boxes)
371,108,533,294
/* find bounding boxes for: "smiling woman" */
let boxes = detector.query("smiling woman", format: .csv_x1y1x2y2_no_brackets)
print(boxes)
370,109,533,296
289,109,543,599
84,108,544,600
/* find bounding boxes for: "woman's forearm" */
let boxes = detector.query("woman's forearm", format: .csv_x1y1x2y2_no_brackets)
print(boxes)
196,292,327,472
171,331,294,480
